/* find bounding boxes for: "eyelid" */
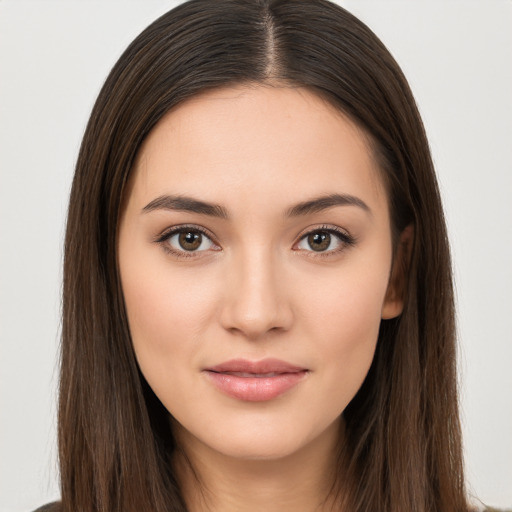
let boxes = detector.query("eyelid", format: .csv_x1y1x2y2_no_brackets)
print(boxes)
153,223,356,259
293,224,356,255
154,224,220,258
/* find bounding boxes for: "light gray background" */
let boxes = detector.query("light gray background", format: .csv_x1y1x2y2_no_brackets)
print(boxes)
1,1,511,511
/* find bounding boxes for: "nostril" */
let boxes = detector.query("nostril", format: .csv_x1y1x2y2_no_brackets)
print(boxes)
218,260,294,337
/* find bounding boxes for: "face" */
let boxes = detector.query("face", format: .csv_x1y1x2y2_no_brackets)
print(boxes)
118,84,403,462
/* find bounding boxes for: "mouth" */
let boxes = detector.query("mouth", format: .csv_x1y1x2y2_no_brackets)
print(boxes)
203,358,309,402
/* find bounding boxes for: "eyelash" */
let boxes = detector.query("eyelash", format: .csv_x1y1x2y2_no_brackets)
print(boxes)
295,225,356,258
154,224,356,259
154,224,219,259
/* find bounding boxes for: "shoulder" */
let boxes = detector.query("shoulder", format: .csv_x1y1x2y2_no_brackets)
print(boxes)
32,502,61,512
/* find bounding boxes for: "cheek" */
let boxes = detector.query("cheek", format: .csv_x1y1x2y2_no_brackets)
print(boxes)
119,246,220,391
121,270,219,422
298,256,391,401
301,251,390,334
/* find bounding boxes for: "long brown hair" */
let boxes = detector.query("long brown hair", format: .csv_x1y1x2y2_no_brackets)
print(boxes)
58,1,468,511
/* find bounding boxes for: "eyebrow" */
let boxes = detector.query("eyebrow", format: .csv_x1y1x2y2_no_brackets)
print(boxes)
285,193,371,217
141,192,371,219
142,195,229,218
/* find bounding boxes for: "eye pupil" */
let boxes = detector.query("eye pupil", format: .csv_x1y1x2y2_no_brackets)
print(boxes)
179,231,202,251
308,231,331,251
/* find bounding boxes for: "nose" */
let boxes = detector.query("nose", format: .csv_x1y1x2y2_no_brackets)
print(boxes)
219,248,293,340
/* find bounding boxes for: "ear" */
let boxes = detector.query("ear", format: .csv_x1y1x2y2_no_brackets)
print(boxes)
381,224,414,320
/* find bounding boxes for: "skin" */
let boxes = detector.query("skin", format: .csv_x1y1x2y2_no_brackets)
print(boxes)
118,84,406,511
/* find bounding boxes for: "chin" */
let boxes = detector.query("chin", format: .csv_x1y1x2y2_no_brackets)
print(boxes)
173,411,342,464
216,435,306,461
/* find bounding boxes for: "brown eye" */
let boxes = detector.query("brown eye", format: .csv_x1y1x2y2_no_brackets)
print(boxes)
295,227,354,255
178,231,202,251
307,231,331,252
162,228,217,254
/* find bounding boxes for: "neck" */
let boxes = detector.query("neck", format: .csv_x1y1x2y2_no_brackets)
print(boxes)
173,419,345,512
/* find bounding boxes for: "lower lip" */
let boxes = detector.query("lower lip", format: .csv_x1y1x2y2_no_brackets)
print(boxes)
204,371,308,401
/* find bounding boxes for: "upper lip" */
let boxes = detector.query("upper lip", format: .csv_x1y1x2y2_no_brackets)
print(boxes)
205,358,307,374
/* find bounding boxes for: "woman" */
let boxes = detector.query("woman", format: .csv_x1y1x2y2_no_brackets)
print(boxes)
34,0,492,510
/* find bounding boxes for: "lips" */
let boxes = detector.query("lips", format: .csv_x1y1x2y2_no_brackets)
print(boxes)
204,358,308,402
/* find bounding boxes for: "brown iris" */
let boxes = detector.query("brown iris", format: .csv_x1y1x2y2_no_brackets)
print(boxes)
178,231,202,251
307,231,331,251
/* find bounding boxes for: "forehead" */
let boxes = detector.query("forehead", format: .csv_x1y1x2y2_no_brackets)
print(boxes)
129,84,387,215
